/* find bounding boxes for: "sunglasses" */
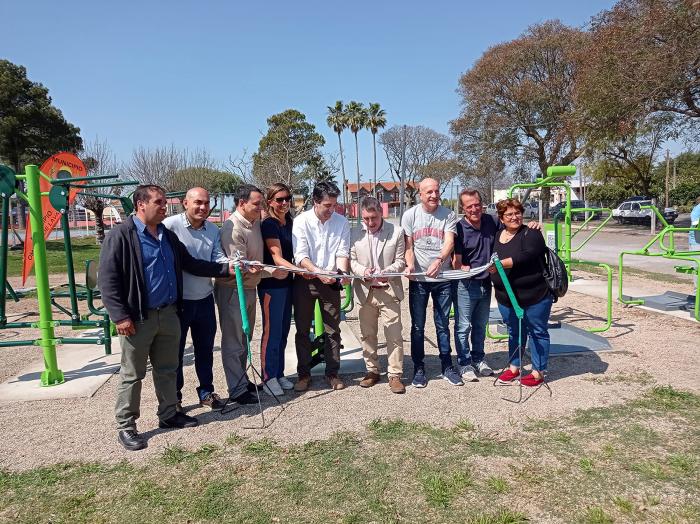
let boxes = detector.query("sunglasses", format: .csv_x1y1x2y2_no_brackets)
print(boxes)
274,195,292,203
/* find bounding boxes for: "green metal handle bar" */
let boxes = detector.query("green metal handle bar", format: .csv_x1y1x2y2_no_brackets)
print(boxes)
507,181,575,199
341,283,353,312
492,255,523,319
617,250,666,305
571,259,613,332
50,174,118,184
233,265,253,366
314,300,323,337
569,213,614,253
76,191,123,200
658,227,700,256
65,181,137,189
639,205,669,229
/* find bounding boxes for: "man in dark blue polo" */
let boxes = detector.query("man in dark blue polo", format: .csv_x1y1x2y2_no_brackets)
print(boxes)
453,189,497,381
99,185,233,452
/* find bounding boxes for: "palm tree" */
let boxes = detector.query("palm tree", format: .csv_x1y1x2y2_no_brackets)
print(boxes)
345,101,368,222
326,101,348,207
366,102,387,197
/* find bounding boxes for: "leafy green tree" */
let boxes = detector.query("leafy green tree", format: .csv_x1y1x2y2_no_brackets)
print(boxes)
252,109,326,195
0,59,82,227
344,101,368,209
581,0,700,128
367,103,387,196
451,21,589,212
326,101,348,204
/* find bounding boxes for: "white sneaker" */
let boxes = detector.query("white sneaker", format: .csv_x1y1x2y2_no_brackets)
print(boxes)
277,376,294,390
475,361,493,376
459,364,479,382
264,378,284,397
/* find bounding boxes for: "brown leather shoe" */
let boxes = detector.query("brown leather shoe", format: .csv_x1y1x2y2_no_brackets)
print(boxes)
359,372,381,388
389,376,406,394
326,374,346,390
294,375,311,392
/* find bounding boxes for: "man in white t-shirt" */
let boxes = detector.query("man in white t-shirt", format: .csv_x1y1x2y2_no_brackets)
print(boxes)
292,181,351,392
402,178,462,388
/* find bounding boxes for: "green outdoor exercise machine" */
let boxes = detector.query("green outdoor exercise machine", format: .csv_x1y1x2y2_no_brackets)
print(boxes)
487,165,614,340
0,163,137,386
618,205,700,321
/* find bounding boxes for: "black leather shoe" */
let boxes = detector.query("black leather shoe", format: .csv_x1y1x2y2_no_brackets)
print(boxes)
159,412,199,429
246,381,264,393
118,429,147,451
231,390,259,405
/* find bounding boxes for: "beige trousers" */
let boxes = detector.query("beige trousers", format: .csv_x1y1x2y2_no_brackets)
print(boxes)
357,287,404,377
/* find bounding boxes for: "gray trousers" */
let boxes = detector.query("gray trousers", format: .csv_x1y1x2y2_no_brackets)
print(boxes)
215,284,256,398
115,305,180,431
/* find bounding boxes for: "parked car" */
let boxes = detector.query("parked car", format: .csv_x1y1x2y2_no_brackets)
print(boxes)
485,202,498,217
613,199,677,225
548,200,600,221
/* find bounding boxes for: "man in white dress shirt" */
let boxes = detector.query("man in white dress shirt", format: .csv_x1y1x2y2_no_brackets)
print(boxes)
292,181,351,392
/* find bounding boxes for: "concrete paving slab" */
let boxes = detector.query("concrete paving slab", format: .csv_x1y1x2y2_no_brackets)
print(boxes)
570,278,698,322
489,307,612,355
0,342,120,403
284,321,365,376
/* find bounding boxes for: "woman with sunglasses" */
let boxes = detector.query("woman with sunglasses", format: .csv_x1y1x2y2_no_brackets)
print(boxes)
258,183,299,397
488,198,552,388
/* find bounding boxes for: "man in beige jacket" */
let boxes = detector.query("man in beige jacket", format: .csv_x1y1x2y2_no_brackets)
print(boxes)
216,184,283,404
350,197,407,393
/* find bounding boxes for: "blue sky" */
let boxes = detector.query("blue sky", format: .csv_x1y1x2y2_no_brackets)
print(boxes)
3,0,626,185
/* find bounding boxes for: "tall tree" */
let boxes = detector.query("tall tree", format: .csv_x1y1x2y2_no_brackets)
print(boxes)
581,0,700,129
380,125,453,203
366,103,387,196
0,59,82,228
326,101,349,206
344,101,368,213
451,21,589,211
252,109,326,194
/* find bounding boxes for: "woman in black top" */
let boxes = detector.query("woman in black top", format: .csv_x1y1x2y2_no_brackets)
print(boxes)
489,198,552,388
258,183,300,396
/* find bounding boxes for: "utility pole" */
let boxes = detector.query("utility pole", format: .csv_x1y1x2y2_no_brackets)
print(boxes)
665,149,670,208
673,158,677,190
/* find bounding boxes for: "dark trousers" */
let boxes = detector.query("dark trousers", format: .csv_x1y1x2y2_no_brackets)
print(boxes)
258,284,293,381
176,294,217,402
408,279,454,371
293,277,341,377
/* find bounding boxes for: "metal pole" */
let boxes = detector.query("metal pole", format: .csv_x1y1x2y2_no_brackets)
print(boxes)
0,195,10,324
24,165,64,386
61,211,80,323
665,149,670,208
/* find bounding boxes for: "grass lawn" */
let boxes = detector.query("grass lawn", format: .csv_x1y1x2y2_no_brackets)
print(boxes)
4,236,102,279
0,386,698,523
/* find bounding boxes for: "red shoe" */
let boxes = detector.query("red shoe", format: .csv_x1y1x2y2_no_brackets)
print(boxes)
496,369,520,384
520,374,544,387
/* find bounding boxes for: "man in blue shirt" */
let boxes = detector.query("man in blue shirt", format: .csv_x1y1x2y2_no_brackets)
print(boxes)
100,185,233,452
453,189,540,382
453,189,497,381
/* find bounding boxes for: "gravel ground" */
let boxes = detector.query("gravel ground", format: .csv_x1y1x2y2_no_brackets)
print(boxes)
0,271,698,471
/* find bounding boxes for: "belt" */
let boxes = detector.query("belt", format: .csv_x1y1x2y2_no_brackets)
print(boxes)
370,284,389,289
151,303,174,311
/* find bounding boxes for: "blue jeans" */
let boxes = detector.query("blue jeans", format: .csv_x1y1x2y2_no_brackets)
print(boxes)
258,285,293,381
409,280,453,371
177,294,217,402
498,294,553,372
452,278,491,366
